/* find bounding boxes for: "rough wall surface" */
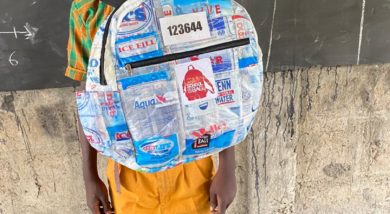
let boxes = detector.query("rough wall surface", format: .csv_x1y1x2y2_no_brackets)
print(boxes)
0,64,389,213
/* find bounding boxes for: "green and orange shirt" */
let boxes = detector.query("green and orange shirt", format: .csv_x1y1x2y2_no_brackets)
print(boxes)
65,0,113,81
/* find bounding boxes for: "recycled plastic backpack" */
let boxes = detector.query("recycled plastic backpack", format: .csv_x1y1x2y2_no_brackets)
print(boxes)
76,0,264,173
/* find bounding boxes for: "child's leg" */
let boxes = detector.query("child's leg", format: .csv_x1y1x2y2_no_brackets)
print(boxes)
107,157,214,214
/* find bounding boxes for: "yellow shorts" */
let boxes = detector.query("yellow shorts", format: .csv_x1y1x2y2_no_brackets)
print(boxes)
107,157,215,214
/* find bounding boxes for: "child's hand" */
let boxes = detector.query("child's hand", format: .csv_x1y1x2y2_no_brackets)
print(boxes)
209,147,237,214
209,166,237,214
85,177,114,214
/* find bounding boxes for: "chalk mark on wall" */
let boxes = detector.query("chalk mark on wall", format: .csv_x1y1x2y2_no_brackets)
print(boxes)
265,0,277,72
0,22,38,42
9,51,19,66
357,0,366,65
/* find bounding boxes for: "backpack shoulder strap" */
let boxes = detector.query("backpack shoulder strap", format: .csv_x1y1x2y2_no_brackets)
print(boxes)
100,0,127,8
99,0,127,85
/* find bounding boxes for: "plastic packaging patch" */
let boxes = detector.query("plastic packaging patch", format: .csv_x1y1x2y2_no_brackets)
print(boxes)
117,0,156,36
183,123,235,156
215,73,239,106
186,49,234,73
175,58,218,105
116,32,163,67
77,92,109,152
172,0,208,15
118,71,181,141
98,92,131,142
134,134,179,166
233,14,259,68
208,0,233,17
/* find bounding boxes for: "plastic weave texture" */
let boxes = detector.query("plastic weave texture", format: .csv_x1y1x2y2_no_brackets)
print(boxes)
76,0,263,173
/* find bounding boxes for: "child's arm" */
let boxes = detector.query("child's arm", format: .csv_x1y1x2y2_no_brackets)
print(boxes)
77,82,113,214
209,146,237,214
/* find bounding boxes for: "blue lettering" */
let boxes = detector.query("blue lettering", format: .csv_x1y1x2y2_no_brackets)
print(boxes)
135,7,146,21
216,95,233,104
134,98,157,109
89,59,99,68
216,78,231,92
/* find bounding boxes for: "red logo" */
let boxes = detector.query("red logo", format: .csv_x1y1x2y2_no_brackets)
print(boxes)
86,135,93,143
192,5,222,15
118,38,156,53
190,55,223,65
162,5,173,16
115,131,131,141
182,65,215,101
156,95,167,103
192,123,227,138
233,15,251,39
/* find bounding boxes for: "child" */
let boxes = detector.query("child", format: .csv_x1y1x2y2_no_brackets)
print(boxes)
65,1,237,213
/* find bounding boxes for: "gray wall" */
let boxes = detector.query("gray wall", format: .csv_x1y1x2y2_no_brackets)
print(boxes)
238,0,390,71
1,64,389,213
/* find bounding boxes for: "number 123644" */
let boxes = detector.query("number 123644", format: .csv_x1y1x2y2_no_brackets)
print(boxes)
167,21,203,36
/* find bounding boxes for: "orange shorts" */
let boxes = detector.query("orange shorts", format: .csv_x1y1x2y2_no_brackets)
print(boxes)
107,157,215,214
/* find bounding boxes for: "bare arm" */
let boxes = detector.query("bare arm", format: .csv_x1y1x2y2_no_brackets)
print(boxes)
77,82,113,214
218,146,236,172
78,117,99,183
210,146,237,214
78,82,99,182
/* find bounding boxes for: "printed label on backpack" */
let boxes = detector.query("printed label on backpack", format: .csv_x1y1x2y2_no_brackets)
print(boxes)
76,92,93,114
175,58,218,105
84,127,105,146
161,0,174,17
192,134,211,149
184,100,216,126
134,134,179,166
209,16,229,38
233,15,253,39
112,144,134,160
116,32,163,67
234,110,257,144
160,12,211,46
77,92,112,152
240,67,262,116
182,49,233,73
184,128,235,155
118,0,155,36
118,71,181,142
215,77,236,105
160,1,231,38
98,92,130,142
172,0,232,16
207,0,233,17
118,70,169,90
171,0,208,15
233,15,259,68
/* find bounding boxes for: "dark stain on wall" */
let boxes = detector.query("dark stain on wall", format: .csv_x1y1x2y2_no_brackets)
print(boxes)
35,101,76,142
1,94,15,113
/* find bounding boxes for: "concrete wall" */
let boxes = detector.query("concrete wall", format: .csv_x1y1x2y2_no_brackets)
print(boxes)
0,64,389,213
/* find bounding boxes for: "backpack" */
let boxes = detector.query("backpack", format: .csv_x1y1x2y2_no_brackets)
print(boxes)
76,0,263,173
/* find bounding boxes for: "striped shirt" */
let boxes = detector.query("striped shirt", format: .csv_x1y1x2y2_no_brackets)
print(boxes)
65,0,113,81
